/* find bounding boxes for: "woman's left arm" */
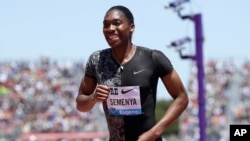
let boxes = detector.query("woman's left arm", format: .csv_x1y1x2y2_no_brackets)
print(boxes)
138,69,189,141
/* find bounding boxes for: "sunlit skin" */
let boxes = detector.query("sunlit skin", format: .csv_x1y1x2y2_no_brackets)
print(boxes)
76,9,136,114
103,9,135,65
76,8,188,141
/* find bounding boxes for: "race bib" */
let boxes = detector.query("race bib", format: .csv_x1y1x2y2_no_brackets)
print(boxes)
107,86,142,116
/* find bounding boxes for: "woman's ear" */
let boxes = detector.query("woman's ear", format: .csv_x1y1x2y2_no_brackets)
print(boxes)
130,23,135,32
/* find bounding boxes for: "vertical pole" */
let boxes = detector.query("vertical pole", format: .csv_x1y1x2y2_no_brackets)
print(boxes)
194,14,206,141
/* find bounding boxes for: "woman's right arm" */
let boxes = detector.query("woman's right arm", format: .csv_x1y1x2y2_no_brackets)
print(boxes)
76,75,110,112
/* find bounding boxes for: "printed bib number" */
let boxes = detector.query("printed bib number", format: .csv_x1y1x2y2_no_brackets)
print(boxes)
107,86,142,116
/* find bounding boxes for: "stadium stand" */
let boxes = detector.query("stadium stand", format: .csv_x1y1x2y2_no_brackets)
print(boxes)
0,57,108,141
0,57,249,141
180,59,250,141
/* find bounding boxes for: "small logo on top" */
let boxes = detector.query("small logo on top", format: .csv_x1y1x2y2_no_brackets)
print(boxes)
133,69,145,75
121,88,135,94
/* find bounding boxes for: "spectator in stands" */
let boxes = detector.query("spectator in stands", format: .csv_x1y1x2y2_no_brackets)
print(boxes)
76,5,188,141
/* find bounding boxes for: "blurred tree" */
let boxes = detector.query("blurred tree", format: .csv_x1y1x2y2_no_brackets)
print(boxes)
155,100,179,136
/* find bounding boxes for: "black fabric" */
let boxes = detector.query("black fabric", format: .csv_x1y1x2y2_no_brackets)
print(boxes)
85,46,173,141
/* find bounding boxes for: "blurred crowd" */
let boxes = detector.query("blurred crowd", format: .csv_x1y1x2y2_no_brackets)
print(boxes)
0,57,106,140
180,59,250,141
1,57,250,141
236,60,250,123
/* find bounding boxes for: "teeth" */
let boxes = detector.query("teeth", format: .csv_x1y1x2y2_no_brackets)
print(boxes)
109,35,116,38
109,35,118,40
108,34,118,38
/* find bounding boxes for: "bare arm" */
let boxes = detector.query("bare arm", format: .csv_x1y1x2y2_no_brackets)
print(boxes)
76,75,110,112
138,69,189,141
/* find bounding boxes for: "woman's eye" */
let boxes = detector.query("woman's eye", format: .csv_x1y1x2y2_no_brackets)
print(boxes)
113,22,120,26
103,23,109,28
103,20,121,28
113,20,122,26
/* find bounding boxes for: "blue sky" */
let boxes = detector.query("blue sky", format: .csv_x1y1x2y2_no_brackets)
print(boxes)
1,0,249,99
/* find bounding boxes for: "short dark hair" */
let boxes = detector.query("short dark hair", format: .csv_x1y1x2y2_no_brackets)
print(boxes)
107,5,134,24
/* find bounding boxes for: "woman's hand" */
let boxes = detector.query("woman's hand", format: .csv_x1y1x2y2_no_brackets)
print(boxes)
92,84,110,103
137,130,158,141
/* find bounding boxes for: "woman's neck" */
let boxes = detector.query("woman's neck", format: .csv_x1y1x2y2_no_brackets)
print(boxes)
112,43,136,65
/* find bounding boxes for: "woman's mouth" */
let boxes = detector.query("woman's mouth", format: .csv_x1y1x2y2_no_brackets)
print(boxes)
107,34,119,43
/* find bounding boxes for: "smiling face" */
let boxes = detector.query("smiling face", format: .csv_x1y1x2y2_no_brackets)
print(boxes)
103,9,135,49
